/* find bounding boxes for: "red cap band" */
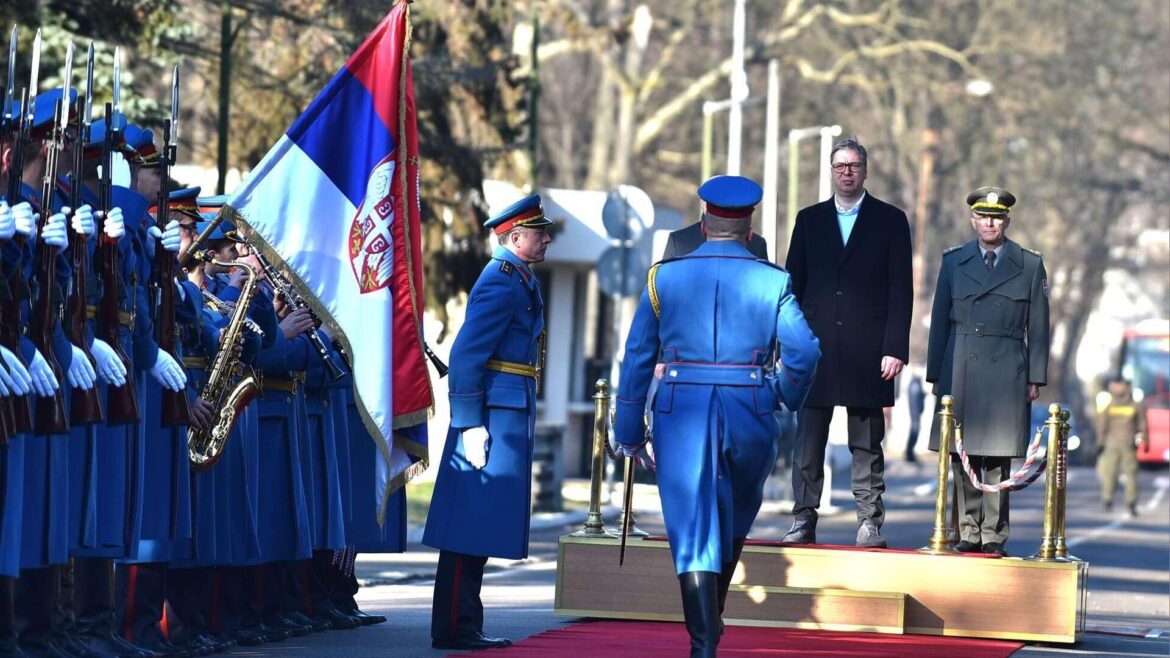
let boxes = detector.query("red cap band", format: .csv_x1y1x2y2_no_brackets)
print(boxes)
705,204,754,219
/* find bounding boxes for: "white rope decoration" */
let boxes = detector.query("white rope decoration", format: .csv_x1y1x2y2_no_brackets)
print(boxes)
954,423,1049,493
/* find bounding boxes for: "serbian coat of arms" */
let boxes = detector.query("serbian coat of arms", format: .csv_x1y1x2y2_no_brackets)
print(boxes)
349,156,397,294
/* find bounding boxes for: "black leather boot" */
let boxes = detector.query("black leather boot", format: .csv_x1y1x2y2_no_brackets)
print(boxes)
678,571,720,658
0,576,25,658
717,538,747,617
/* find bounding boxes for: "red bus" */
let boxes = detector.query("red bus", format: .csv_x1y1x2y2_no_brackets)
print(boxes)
1119,319,1170,465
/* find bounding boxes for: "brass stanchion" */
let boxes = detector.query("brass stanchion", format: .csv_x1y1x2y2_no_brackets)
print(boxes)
1030,403,1063,561
1055,409,1081,561
571,380,611,537
922,396,958,553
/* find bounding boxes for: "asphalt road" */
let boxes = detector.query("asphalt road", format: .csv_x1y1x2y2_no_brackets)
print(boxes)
218,460,1170,657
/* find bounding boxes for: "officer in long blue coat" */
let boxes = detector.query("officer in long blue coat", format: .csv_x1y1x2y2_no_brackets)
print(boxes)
614,176,820,657
423,194,551,651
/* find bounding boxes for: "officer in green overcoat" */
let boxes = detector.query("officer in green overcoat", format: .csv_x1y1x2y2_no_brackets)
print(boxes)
926,186,1050,557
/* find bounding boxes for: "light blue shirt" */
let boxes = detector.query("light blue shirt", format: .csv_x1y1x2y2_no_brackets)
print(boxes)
979,243,1005,268
835,191,866,244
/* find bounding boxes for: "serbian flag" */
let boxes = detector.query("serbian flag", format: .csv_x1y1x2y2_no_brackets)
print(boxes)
224,0,431,524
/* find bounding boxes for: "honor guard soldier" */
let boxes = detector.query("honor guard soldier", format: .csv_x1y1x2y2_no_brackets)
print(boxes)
614,176,820,657
926,186,1050,557
423,193,552,651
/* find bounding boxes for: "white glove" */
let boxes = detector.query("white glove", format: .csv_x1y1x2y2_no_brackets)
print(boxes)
90,338,127,387
11,201,36,239
67,343,97,390
69,204,96,236
149,350,187,392
0,201,16,240
95,152,133,188
610,433,656,472
462,426,490,470
28,348,60,397
147,219,181,253
0,346,32,396
100,207,125,240
40,210,68,248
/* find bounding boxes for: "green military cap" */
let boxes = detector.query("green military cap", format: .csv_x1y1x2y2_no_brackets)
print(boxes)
967,186,1016,216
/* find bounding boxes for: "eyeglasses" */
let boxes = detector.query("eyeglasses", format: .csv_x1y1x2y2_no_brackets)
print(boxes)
831,162,864,173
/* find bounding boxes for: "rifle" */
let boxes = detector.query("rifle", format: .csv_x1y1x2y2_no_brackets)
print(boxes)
96,46,138,424
65,41,103,425
0,26,18,441
29,39,72,435
153,64,190,427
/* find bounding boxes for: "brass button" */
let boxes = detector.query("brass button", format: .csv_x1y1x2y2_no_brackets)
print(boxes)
669,369,678,378
750,372,758,380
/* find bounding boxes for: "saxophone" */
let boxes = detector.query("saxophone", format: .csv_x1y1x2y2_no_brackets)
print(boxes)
188,259,262,471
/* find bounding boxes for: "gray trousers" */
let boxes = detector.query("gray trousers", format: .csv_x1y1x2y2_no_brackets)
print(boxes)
791,406,886,527
951,455,1010,544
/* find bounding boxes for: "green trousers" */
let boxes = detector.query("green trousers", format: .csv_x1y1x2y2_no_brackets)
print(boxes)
1097,446,1138,506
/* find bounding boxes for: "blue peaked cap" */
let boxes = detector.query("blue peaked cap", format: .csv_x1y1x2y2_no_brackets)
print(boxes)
194,194,240,242
194,217,238,242
484,193,552,234
33,88,76,131
7,88,78,135
86,115,129,150
697,175,762,217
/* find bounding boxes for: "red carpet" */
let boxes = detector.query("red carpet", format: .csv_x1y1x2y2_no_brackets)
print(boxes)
465,620,1024,657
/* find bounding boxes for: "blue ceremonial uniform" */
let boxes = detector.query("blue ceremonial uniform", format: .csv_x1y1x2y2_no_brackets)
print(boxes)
423,244,544,560
424,194,551,649
614,240,820,574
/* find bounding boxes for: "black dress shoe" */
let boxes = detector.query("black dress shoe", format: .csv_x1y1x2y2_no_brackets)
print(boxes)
431,632,512,651
955,540,981,553
981,542,1007,557
311,608,361,630
347,609,386,626
217,629,266,647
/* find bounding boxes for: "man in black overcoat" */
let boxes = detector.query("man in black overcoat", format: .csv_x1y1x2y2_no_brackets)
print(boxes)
781,138,913,548
661,216,769,260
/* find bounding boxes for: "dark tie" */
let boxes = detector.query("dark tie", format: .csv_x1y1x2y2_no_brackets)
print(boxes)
984,251,996,272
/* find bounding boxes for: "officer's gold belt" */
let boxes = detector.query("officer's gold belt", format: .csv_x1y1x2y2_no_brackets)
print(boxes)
263,372,306,394
486,359,538,379
84,304,134,329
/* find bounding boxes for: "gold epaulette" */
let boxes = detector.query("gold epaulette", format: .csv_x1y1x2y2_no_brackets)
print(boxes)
647,262,663,319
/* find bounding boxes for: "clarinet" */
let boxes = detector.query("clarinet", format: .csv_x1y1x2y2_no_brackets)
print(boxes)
250,248,345,381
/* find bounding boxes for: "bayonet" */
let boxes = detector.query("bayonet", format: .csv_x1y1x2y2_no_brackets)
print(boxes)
27,29,40,127
3,26,15,126
82,42,94,128
57,41,73,133
111,46,121,125
170,65,179,143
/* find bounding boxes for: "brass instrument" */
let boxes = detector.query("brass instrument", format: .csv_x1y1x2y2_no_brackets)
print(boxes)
248,247,344,381
188,259,262,471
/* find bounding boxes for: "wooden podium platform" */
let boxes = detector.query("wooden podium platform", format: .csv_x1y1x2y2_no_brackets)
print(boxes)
555,535,1086,644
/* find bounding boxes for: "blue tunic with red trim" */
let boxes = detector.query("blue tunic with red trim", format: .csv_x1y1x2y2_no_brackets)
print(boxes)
423,246,544,560
614,240,820,574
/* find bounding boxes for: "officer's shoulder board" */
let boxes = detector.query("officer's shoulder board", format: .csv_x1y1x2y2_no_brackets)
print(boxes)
942,244,963,255
497,259,514,275
1022,246,1042,257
